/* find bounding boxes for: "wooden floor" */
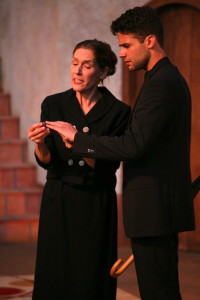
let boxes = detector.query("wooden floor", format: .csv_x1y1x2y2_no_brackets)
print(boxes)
0,243,199,300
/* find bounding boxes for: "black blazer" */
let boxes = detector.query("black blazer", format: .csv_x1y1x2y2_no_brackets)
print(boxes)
73,57,195,237
36,87,131,187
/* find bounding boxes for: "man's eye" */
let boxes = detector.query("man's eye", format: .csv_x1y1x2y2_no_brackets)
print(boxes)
85,66,91,69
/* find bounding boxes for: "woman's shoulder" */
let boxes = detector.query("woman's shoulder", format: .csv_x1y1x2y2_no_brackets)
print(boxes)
114,97,131,111
43,89,74,104
99,86,131,112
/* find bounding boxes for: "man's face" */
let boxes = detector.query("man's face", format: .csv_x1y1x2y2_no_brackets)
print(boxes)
117,32,150,71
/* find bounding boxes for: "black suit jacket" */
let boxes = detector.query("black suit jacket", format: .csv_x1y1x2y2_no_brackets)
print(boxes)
37,87,131,187
73,57,195,237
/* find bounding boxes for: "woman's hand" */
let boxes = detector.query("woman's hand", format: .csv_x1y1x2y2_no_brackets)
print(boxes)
28,122,51,163
28,122,50,144
45,121,77,148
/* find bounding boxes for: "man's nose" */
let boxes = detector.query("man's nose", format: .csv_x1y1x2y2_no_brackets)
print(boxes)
119,48,126,58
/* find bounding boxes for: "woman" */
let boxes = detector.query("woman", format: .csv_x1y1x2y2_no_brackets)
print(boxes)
28,39,131,300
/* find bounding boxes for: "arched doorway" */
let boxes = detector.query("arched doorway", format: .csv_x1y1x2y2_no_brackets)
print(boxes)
122,0,200,250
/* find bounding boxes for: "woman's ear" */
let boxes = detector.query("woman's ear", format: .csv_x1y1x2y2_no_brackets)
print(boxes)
100,66,109,80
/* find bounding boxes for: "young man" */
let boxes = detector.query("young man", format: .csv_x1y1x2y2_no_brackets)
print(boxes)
47,6,195,300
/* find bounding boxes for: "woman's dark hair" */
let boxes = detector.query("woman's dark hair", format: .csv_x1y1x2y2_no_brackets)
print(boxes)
111,6,164,47
73,39,117,77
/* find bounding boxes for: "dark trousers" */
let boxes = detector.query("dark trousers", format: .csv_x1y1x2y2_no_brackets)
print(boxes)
130,234,182,300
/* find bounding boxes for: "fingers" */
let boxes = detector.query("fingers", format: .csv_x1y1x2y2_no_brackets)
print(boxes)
45,121,77,144
61,135,74,149
45,121,63,126
29,121,77,147
28,122,50,144
45,121,64,132
64,140,73,148
28,122,42,134
45,121,75,128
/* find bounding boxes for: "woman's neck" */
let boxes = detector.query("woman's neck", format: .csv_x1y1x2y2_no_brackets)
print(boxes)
76,88,102,115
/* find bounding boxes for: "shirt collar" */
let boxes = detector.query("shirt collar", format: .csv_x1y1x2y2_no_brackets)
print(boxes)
145,57,170,80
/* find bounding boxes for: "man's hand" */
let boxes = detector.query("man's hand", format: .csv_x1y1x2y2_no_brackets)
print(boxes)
45,121,77,148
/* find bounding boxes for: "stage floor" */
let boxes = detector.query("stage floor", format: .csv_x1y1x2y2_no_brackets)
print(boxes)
0,243,199,300
0,274,138,300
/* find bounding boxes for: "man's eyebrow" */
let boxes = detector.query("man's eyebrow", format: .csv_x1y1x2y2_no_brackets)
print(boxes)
119,43,130,47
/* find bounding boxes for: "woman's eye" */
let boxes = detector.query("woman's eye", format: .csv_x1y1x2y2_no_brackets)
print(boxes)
85,66,91,69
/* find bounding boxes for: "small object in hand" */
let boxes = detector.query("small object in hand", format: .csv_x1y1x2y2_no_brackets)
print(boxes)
42,121,47,128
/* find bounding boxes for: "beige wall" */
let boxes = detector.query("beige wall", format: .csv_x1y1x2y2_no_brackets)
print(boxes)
0,0,147,186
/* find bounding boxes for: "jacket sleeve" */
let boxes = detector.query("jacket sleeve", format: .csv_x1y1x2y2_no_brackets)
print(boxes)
73,80,174,161
34,97,58,170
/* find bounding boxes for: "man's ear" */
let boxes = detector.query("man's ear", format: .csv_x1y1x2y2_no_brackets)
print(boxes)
145,35,156,49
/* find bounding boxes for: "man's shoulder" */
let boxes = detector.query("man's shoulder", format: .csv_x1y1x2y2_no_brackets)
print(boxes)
152,60,184,86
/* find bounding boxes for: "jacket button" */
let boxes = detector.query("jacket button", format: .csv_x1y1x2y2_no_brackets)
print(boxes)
79,160,85,167
83,126,89,133
88,149,94,153
68,159,74,166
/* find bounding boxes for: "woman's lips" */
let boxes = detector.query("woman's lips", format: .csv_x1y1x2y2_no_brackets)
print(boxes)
73,78,83,84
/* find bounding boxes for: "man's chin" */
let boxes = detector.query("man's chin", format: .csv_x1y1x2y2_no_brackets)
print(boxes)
128,65,135,71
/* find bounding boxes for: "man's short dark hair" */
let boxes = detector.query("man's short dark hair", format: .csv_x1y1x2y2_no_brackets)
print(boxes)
111,6,164,47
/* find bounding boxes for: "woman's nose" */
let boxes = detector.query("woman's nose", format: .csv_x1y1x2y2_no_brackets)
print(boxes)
75,65,82,74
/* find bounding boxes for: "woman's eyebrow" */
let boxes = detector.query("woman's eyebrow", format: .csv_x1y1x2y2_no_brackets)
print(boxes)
72,57,93,63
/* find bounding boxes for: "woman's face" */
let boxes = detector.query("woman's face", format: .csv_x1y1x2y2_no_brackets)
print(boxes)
71,48,103,94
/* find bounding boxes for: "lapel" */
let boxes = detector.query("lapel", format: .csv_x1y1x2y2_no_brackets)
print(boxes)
60,87,117,125
145,57,171,80
60,89,85,125
85,87,116,123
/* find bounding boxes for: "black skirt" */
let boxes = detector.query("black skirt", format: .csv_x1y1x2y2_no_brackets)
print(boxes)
32,179,117,300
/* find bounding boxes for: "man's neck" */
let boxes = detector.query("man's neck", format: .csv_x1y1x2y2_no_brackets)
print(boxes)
147,49,166,71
